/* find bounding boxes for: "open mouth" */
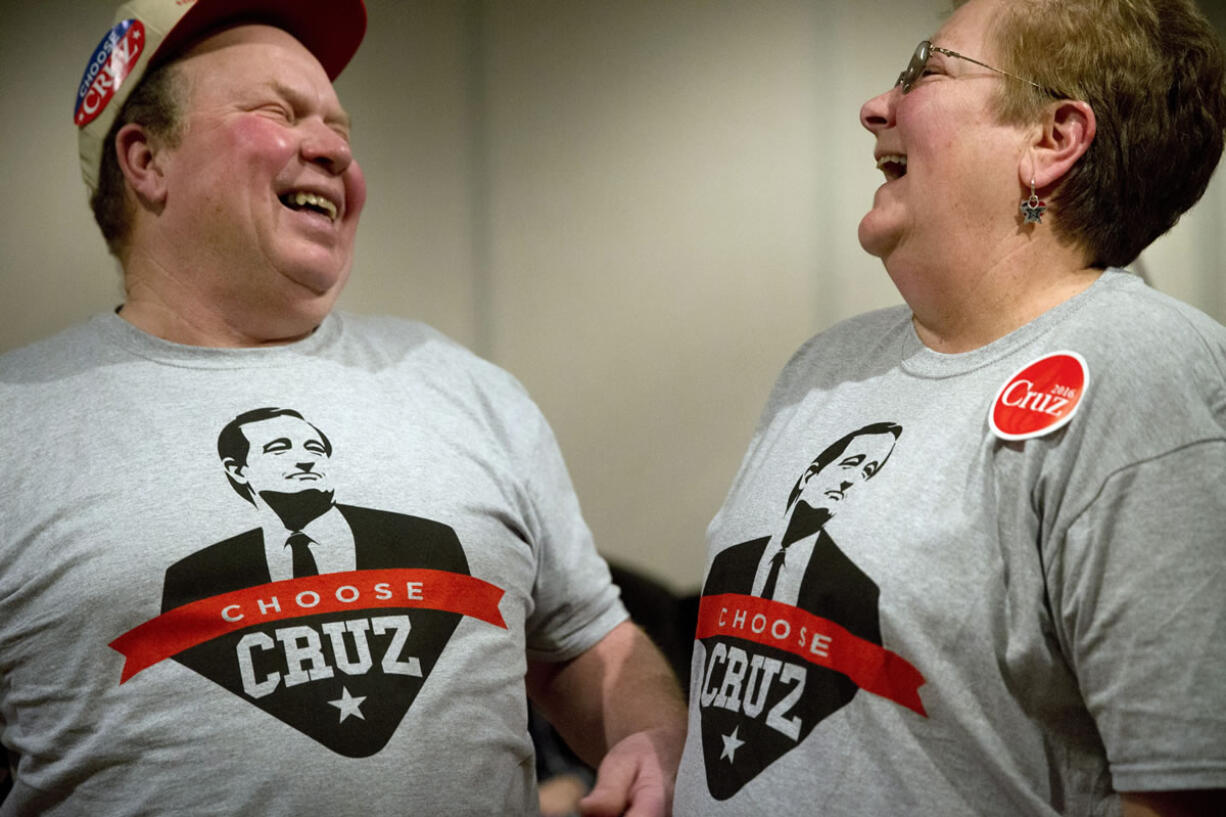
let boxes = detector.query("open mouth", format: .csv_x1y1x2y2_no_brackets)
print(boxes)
875,154,908,181
279,190,339,222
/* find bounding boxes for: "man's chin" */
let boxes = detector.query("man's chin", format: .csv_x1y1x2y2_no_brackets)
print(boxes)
258,487,336,531
783,500,833,547
277,246,352,298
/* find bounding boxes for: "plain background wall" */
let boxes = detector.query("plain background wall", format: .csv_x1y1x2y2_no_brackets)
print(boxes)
3,0,1225,591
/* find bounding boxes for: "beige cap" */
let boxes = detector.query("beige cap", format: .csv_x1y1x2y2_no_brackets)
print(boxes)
75,0,367,193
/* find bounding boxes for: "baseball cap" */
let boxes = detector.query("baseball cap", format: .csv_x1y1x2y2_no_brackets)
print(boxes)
75,0,367,193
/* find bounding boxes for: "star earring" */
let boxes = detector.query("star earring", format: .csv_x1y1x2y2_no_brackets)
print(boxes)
1020,178,1047,224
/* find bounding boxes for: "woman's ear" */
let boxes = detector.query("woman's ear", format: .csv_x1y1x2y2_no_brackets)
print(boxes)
1023,99,1097,190
114,122,171,208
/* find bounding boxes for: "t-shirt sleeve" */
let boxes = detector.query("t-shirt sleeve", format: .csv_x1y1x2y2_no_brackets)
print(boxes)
1054,440,1226,792
515,403,628,663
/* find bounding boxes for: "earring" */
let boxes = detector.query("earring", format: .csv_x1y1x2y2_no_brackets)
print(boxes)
1020,179,1047,224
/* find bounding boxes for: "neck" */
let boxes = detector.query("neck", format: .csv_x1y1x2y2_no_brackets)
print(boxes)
120,252,327,348
255,489,336,531
890,235,1101,354
118,298,320,348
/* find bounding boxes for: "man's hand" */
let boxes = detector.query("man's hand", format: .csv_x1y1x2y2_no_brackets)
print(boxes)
539,772,591,817
528,622,688,817
579,724,685,817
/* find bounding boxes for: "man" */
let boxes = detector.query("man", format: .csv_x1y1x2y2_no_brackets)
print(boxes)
0,1,683,814
693,422,916,800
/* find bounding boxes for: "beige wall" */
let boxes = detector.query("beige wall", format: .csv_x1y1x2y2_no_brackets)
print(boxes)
3,0,1224,591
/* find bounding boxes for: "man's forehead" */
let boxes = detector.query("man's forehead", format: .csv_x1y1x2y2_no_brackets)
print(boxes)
843,432,896,457
172,24,350,125
241,415,319,441
173,22,330,85
808,431,896,471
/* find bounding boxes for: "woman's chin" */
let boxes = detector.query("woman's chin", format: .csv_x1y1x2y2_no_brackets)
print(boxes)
856,214,898,260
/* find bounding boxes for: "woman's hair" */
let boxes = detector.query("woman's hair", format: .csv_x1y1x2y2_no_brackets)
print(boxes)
90,61,186,261
962,0,1226,267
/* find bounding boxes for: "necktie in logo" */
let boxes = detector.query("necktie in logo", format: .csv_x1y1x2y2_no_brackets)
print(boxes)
759,545,789,600
286,531,320,577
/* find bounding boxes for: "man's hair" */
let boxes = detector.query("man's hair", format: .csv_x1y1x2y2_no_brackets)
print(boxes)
90,60,186,261
957,0,1226,268
217,407,333,504
785,422,903,512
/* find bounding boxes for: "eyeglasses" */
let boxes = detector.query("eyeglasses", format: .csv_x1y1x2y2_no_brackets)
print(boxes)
896,40,1056,96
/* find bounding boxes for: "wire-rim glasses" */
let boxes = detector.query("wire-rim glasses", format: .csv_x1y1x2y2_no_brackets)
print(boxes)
896,40,1057,96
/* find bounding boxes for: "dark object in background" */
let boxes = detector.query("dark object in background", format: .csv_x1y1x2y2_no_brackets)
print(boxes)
530,561,699,808
608,562,699,685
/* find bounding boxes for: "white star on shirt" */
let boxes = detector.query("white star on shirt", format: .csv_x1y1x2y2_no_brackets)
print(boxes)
328,686,367,722
720,726,745,762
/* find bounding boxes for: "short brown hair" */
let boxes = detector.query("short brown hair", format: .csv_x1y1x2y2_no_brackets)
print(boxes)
961,0,1226,267
90,61,186,260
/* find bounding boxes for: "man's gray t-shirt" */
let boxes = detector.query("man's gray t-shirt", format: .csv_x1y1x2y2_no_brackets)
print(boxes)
675,269,1226,816
0,312,626,816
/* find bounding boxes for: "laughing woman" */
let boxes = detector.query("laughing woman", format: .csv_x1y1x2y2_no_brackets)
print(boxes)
674,0,1226,815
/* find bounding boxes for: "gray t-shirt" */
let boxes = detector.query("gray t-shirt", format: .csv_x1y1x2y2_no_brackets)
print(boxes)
0,312,626,816
675,269,1226,816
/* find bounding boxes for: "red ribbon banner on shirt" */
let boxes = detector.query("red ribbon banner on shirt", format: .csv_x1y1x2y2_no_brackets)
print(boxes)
696,593,927,716
110,569,507,683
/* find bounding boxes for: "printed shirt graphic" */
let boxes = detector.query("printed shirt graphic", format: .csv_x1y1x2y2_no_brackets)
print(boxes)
673,276,1226,815
0,313,631,815
693,422,926,799
109,407,507,757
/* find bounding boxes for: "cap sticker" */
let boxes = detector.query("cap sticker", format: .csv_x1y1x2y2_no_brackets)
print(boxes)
989,351,1089,441
74,19,146,128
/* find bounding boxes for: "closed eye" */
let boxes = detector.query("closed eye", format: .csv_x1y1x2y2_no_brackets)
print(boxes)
255,101,294,121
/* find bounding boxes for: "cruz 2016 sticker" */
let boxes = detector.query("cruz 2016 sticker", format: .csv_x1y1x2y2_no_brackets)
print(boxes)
75,19,146,127
990,351,1089,441
695,422,926,799
110,407,505,757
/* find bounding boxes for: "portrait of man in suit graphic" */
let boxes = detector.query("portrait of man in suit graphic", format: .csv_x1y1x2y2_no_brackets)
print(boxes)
697,421,902,798
703,421,901,626
159,407,470,757
163,407,468,610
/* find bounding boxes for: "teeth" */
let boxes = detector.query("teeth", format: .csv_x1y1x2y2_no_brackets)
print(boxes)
875,154,908,171
282,191,339,221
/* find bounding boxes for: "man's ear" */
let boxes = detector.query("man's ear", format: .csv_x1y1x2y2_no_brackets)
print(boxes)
115,122,171,207
222,457,247,483
1023,99,1097,190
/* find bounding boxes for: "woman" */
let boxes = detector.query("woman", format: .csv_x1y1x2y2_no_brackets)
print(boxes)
674,0,1226,815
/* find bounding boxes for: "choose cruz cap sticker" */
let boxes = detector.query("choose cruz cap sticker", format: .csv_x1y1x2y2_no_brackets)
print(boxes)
990,351,1089,441
75,19,146,128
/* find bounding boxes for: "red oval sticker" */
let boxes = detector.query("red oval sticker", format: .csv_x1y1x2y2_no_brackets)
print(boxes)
990,351,1089,441
74,20,146,128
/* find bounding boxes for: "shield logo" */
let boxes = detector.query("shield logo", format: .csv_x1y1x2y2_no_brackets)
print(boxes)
111,505,501,756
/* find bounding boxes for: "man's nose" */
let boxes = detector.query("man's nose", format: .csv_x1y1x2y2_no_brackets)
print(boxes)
300,121,353,175
296,461,315,472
